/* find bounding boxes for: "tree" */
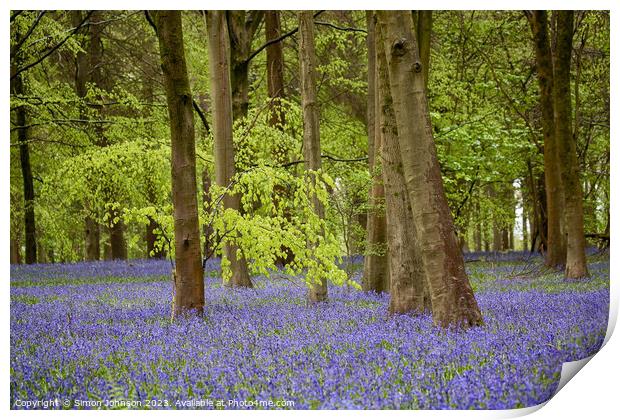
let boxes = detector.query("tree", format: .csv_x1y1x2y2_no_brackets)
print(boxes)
554,11,589,278
362,11,388,293
375,20,429,313
227,11,264,121
414,11,432,88
153,10,205,316
10,45,37,264
265,10,295,266
72,11,101,261
377,11,482,328
299,11,327,302
526,10,566,268
87,11,128,260
206,10,253,288
265,11,286,129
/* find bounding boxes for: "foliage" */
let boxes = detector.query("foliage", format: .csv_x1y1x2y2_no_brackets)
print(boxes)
10,10,610,265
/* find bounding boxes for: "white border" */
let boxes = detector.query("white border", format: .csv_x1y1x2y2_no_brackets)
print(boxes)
2,2,617,419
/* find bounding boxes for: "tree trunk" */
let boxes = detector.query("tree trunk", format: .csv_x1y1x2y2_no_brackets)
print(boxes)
207,10,253,288
522,199,529,251
554,11,588,278
526,159,548,253
227,11,264,121
10,59,37,265
527,10,566,267
74,11,101,261
416,11,432,88
266,11,286,128
474,201,482,252
154,10,205,316
201,168,214,260
89,11,121,260
146,216,165,259
488,185,502,251
503,228,510,251
266,10,295,266
377,11,482,328
362,11,389,293
299,11,327,302
376,21,429,313
84,217,100,260
10,236,21,264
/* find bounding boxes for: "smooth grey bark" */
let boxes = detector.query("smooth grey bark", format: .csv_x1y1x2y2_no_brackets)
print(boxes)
376,22,429,313
207,10,253,288
154,10,205,316
377,11,482,328
526,10,566,267
553,11,588,278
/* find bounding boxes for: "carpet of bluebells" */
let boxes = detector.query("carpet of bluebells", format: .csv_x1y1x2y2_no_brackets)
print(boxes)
10,251,609,409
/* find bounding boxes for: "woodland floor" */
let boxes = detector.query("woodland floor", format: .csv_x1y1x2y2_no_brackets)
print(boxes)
10,251,609,409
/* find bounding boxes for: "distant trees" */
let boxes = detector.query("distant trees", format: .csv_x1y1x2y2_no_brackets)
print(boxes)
153,10,204,316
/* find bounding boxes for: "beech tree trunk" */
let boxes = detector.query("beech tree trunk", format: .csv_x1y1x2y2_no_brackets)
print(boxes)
377,11,482,328
146,181,164,259
84,217,101,260
10,51,37,265
201,169,214,260
416,11,432,88
227,11,264,121
522,214,528,251
266,11,286,128
299,11,327,302
488,185,502,251
109,210,128,260
554,11,588,278
266,10,295,266
527,10,566,268
154,10,205,316
145,217,163,258
474,201,483,252
362,11,389,293
10,236,21,264
207,10,253,288
376,22,430,313
72,11,101,261
90,11,127,260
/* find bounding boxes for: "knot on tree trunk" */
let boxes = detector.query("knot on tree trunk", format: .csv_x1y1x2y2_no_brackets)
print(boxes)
391,38,408,57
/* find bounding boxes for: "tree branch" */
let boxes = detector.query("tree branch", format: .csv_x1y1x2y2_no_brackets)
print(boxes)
244,10,324,65
11,11,94,80
192,99,210,135
315,21,367,34
11,11,47,59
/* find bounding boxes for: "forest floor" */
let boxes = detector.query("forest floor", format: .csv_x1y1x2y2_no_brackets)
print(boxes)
10,251,609,409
